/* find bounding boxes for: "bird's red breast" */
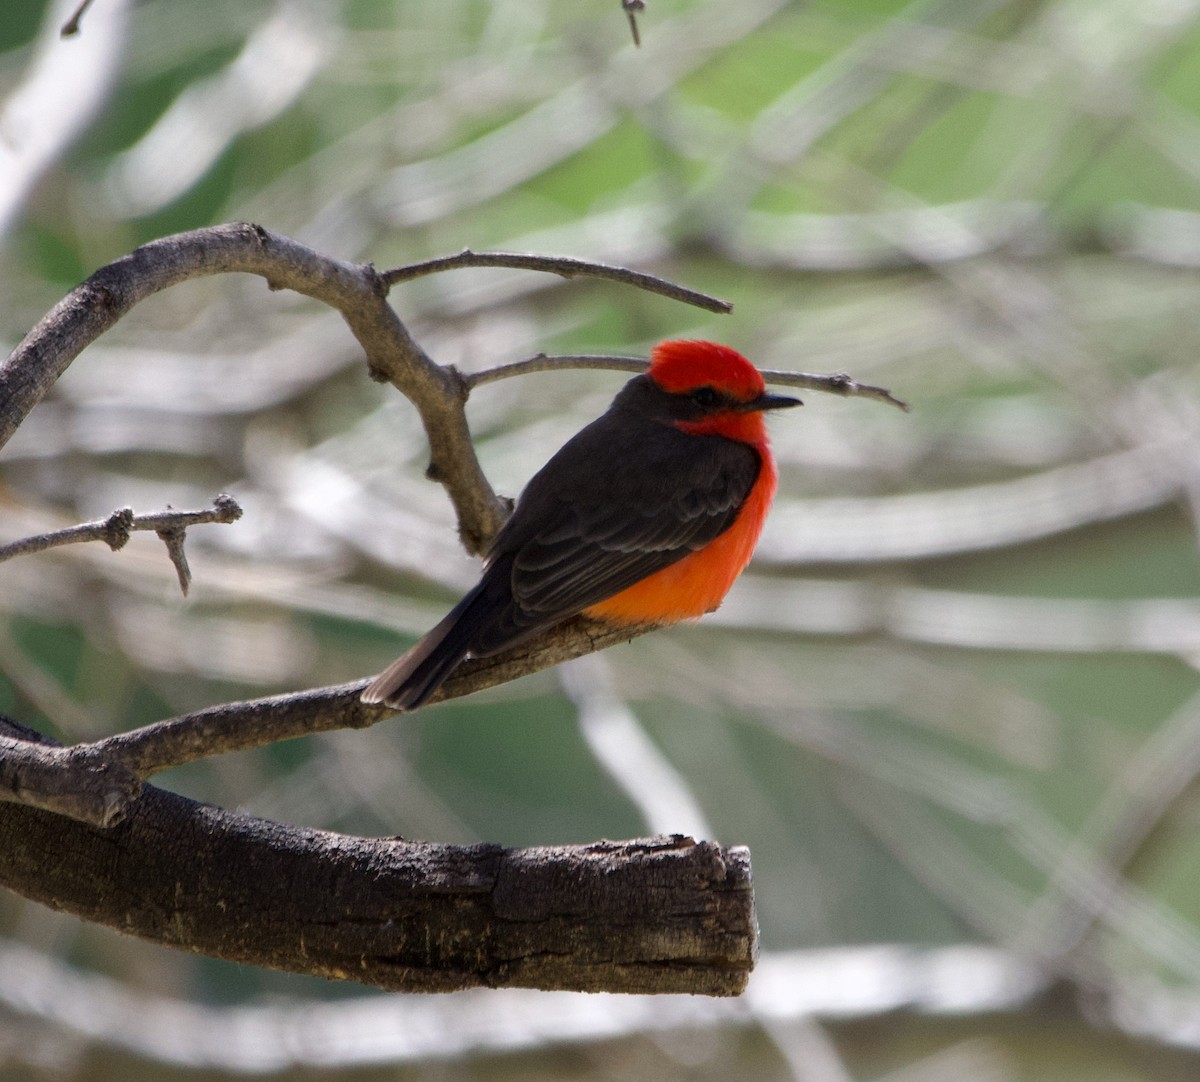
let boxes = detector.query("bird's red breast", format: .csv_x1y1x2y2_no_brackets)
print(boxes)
582,456,776,623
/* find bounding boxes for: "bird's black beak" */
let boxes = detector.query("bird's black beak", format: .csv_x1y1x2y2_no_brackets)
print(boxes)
744,391,803,412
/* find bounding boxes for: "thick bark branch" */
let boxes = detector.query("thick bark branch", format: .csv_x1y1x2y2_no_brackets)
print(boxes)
0,734,140,828
0,776,756,995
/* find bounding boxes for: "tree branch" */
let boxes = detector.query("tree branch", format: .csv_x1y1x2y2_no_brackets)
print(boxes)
465,352,910,409
0,718,140,829
0,616,658,827
623,0,646,47
380,249,732,313
0,223,506,553
60,0,96,37
99,615,659,782
465,353,650,389
0,226,905,829
0,494,243,595
0,226,781,996
761,366,910,411
0,742,755,995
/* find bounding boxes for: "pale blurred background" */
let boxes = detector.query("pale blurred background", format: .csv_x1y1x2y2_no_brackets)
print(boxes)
3,0,1200,1078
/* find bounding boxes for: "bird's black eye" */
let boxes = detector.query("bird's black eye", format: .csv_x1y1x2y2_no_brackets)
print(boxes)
691,386,718,407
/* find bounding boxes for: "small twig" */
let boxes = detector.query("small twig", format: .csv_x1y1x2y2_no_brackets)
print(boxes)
156,527,193,596
60,0,95,36
381,250,732,314
0,507,134,560
464,353,648,389
464,352,910,410
623,0,645,46
0,496,243,592
123,493,243,533
0,616,664,825
759,367,910,411
95,615,659,782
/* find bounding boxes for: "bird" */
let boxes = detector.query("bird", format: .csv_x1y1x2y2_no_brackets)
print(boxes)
362,339,800,711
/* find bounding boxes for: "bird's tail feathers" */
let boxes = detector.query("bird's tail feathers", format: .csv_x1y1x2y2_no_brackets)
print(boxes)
361,599,476,711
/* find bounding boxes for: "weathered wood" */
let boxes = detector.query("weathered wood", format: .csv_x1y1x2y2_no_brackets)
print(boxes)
0,781,757,996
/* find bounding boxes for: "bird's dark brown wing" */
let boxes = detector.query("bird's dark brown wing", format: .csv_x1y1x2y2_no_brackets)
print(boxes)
466,413,761,656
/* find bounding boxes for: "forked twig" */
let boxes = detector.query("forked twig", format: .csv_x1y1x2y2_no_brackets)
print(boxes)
0,495,243,595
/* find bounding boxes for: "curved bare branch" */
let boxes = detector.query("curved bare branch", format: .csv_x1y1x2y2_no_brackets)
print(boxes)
381,248,732,313
0,223,506,552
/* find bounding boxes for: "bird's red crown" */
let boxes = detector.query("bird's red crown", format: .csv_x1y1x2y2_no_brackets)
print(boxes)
648,340,765,402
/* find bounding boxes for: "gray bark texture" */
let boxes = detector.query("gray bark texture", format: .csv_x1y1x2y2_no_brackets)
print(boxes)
0,779,757,995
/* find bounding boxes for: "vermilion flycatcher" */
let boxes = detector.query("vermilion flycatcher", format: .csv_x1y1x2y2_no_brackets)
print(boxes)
362,339,800,710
